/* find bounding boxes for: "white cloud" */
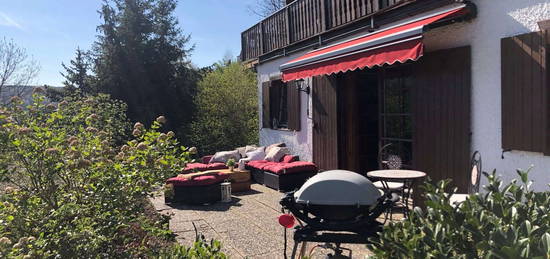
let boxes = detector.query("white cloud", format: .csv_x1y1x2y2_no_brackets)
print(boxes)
0,12,23,30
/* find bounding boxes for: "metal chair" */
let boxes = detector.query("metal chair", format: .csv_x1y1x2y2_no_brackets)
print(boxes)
450,151,482,206
374,143,410,221
374,143,405,190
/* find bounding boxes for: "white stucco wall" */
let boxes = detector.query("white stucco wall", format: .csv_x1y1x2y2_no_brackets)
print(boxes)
423,0,550,190
257,52,314,161
256,0,550,190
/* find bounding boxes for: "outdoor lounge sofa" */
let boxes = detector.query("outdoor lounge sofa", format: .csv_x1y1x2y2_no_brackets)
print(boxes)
246,155,318,191
164,172,230,205
164,169,252,205
181,143,285,174
181,155,229,174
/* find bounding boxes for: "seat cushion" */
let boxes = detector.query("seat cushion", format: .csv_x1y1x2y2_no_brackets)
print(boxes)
183,163,209,173
247,160,270,170
373,181,404,190
263,161,318,175
166,174,229,187
207,163,228,170
182,162,227,174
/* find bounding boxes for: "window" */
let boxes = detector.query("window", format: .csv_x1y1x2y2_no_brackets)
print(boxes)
380,67,413,167
270,80,289,129
501,30,549,154
262,79,301,130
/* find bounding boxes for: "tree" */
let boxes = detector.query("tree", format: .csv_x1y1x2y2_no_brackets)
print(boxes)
188,62,258,156
248,0,286,18
60,48,96,94
0,38,40,103
92,0,198,134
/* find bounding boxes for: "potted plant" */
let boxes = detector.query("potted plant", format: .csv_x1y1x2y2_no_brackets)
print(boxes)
226,158,236,171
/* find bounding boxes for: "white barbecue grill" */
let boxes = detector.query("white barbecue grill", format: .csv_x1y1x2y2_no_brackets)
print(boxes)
279,170,397,258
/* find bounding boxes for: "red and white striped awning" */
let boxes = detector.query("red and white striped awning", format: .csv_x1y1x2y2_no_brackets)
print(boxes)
280,4,470,82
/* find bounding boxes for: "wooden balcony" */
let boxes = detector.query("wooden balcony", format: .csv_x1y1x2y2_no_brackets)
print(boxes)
241,0,412,62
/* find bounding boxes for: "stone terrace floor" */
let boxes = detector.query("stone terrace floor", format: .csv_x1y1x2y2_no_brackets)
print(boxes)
150,184,389,258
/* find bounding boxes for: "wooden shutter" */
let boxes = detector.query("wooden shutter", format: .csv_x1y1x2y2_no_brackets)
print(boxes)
262,81,271,128
287,81,301,131
501,31,548,154
412,46,472,193
312,75,339,171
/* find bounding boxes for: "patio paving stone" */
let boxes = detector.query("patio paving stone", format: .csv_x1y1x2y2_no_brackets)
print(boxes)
151,183,379,258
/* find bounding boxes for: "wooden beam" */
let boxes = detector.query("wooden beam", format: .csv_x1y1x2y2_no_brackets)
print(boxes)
538,19,550,31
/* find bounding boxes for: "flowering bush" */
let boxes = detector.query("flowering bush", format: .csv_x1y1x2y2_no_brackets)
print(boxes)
368,170,550,259
0,93,192,257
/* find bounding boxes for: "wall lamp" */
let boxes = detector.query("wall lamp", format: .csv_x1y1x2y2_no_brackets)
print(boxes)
295,79,310,95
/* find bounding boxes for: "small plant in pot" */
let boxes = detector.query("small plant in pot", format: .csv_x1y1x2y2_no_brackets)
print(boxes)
226,159,236,171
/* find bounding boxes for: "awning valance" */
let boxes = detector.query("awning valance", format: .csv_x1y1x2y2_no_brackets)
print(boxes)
280,4,469,82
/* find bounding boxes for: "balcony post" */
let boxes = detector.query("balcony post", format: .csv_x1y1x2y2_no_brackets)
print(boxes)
260,21,265,55
285,7,291,44
320,0,327,31
373,0,380,12
241,33,246,61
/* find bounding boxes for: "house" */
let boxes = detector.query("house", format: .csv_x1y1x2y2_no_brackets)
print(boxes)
0,85,63,104
241,0,550,192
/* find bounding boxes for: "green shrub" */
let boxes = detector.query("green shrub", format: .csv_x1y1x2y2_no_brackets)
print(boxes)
188,62,258,156
0,93,191,258
158,235,227,259
368,169,550,259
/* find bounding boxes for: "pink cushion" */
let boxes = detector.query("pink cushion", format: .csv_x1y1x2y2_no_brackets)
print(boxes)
281,155,298,163
166,174,229,187
263,161,318,175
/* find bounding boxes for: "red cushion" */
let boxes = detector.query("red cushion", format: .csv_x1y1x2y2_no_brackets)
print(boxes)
166,174,229,187
182,162,228,174
207,163,228,170
281,155,298,163
202,155,213,164
263,161,318,175
182,163,209,173
256,161,280,170
247,160,270,170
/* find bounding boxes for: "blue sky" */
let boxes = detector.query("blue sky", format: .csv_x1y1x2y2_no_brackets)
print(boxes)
0,0,260,86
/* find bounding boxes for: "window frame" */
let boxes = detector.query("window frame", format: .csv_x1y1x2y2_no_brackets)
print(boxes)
269,79,290,130
379,66,414,168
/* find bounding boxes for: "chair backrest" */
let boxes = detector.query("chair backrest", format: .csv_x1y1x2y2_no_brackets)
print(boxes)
378,143,402,170
469,151,482,194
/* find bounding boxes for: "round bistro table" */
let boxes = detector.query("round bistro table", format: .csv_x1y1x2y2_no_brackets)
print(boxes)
367,170,426,218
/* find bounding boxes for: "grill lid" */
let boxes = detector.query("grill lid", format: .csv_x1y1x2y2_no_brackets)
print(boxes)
294,170,382,206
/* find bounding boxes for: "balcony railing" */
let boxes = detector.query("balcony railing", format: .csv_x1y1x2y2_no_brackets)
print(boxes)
241,0,408,61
